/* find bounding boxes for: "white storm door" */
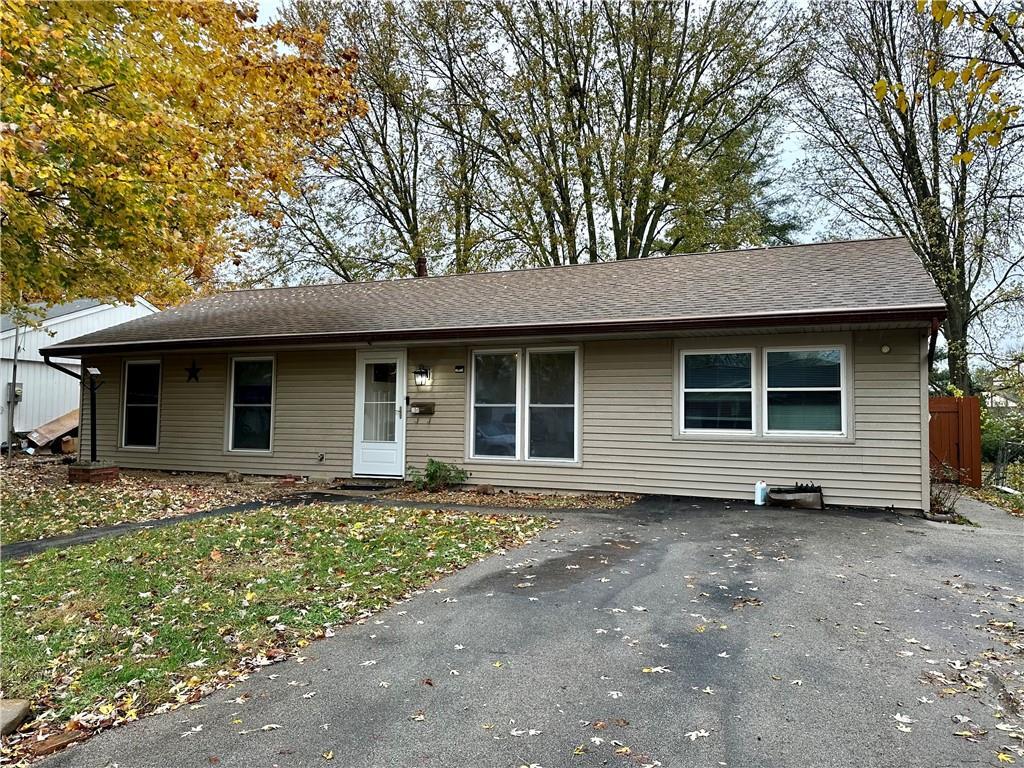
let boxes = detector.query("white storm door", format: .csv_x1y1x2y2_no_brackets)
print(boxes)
353,349,407,477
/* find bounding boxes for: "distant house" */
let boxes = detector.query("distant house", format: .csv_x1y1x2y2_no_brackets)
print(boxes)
1,299,159,435
981,363,1023,413
43,238,946,511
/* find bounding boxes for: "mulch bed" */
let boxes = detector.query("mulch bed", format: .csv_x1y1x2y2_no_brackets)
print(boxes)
390,487,639,510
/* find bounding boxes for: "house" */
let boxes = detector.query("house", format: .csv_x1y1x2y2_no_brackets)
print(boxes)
2,298,159,436
42,237,945,511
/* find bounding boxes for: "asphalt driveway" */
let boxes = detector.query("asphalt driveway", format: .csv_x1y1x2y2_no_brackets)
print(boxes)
47,496,1024,768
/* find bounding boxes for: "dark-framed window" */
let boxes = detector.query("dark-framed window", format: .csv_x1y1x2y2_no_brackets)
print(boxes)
230,357,274,451
122,360,161,448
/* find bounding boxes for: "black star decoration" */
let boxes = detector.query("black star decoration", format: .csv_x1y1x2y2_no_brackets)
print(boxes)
185,360,202,382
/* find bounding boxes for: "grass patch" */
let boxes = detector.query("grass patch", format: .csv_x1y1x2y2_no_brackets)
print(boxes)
0,502,548,755
0,460,287,543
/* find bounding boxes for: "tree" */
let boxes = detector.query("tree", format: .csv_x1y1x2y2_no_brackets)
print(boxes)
793,0,1024,392
451,0,805,263
874,0,1024,157
241,0,503,284
1,0,364,319
248,0,804,281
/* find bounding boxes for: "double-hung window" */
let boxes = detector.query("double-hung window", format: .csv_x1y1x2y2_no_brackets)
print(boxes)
471,351,520,458
527,349,578,461
470,347,579,461
681,351,754,432
230,357,274,451
764,347,844,434
122,360,161,448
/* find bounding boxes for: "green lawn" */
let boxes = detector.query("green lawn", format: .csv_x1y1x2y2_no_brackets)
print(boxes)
1,502,547,751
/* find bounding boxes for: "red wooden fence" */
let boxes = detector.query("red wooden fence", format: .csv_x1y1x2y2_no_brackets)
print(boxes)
929,396,982,488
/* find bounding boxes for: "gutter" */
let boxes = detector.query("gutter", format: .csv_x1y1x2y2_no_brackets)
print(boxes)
42,305,949,357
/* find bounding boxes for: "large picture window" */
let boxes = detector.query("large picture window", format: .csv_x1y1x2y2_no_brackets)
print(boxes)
681,351,754,432
527,349,578,460
765,348,844,433
122,360,160,447
470,347,579,461
471,351,519,458
230,358,274,451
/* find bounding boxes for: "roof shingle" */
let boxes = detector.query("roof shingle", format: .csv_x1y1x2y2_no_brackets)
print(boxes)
44,237,945,355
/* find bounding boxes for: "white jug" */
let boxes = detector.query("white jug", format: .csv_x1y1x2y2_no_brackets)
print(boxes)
754,480,768,506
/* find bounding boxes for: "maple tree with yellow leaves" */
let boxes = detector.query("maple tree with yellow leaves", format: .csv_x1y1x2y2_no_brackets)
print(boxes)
0,0,366,320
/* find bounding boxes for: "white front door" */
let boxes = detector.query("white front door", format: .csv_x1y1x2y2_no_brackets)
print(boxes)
353,349,406,477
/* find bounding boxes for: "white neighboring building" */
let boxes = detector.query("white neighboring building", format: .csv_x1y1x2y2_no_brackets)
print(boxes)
1,299,159,434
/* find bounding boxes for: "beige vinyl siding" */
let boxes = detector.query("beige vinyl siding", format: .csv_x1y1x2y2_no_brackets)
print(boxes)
81,350,356,477
404,329,927,509
81,327,928,510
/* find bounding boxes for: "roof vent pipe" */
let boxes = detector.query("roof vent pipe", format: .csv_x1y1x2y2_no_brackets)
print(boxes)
415,256,428,278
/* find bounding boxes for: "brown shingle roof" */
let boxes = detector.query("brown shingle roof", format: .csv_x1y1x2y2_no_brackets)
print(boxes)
44,237,945,355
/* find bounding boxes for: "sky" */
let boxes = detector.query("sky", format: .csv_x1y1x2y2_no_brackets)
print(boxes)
257,0,283,24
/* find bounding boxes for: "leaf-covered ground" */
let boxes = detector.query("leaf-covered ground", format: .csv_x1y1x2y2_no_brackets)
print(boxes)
391,487,639,510
0,502,549,760
0,460,293,543
969,486,1024,518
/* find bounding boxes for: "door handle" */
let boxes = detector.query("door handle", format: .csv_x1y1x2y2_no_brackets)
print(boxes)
396,405,403,419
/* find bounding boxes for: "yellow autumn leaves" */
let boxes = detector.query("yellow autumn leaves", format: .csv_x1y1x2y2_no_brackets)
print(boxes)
0,0,367,318
921,0,1021,31
875,0,1021,165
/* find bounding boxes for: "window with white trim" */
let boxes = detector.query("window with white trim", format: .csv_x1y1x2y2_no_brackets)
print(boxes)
122,360,160,447
680,351,753,432
764,347,844,433
230,358,274,451
527,349,578,460
471,351,519,458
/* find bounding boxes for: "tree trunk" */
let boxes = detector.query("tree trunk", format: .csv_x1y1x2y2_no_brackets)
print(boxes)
944,310,972,394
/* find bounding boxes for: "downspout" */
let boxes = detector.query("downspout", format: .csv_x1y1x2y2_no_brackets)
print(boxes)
926,317,941,369
7,322,21,451
43,354,83,381
44,354,94,461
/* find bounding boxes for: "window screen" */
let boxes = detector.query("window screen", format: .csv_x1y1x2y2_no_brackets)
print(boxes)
231,359,274,450
528,350,576,460
472,352,518,457
681,352,753,431
765,349,843,432
123,361,160,447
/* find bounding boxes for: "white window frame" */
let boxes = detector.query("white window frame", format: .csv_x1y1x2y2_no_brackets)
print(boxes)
525,346,580,463
228,355,276,453
679,348,756,435
469,348,522,461
121,359,161,449
763,345,846,437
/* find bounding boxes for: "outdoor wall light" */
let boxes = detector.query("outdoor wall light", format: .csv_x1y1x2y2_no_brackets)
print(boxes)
880,344,891,354
413,366,432,386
